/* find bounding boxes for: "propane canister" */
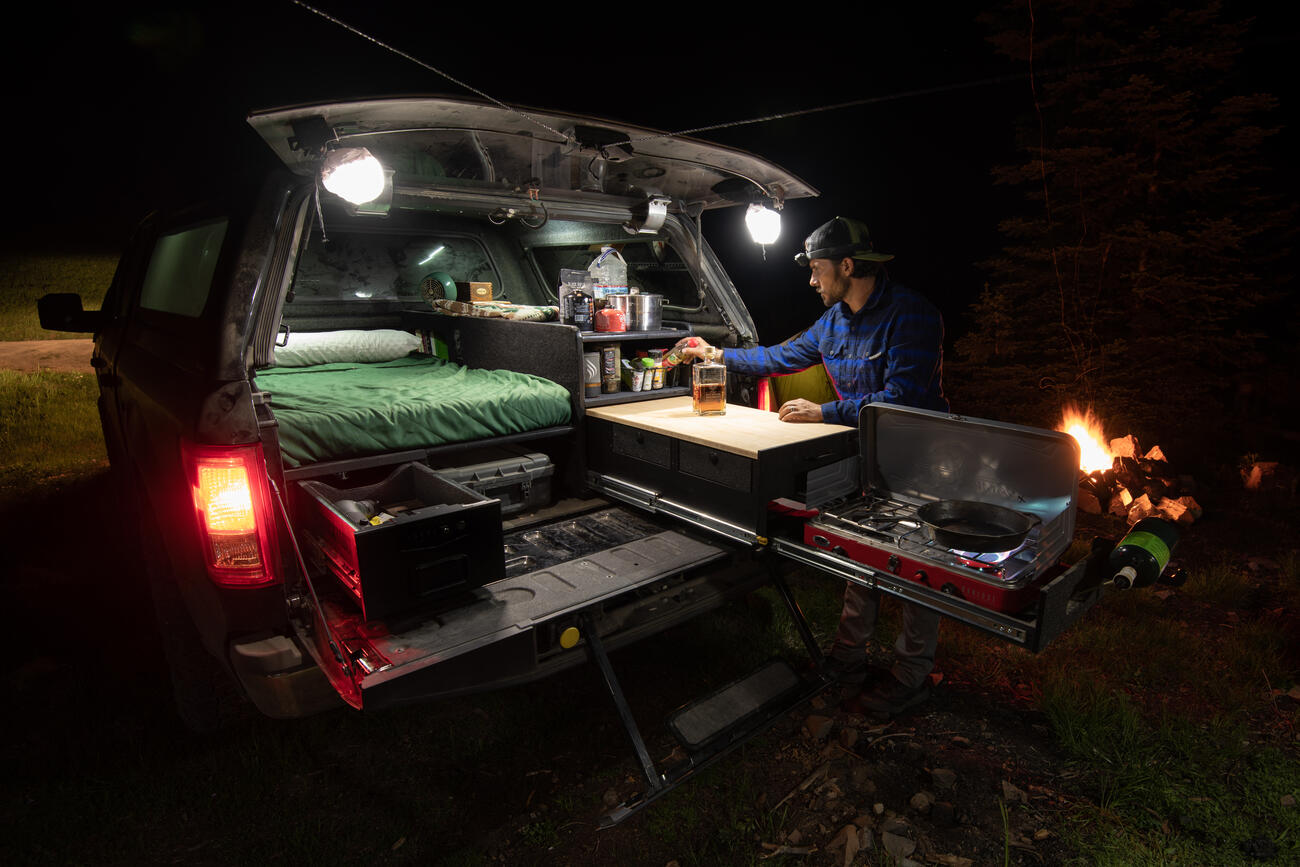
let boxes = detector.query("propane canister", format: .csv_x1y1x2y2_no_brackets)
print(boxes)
1108,517,1181,589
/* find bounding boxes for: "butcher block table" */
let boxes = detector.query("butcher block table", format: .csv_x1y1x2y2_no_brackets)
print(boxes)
585,397,858,540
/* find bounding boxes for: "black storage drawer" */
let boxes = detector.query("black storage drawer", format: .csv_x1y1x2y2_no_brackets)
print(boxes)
294,462,503,620
678,441,753,492
611,424,673,468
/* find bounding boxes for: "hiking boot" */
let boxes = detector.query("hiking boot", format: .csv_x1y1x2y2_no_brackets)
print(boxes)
842,674,931,717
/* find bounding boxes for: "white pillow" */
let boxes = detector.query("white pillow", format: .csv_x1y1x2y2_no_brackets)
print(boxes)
273,329,423,367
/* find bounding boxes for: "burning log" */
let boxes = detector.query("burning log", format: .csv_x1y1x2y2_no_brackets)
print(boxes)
1059,406,1201,526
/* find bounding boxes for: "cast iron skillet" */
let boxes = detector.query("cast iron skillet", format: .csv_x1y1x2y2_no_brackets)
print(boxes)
916,499,1040,553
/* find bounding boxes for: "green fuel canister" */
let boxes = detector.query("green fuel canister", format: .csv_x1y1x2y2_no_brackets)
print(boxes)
1108,517,1180,589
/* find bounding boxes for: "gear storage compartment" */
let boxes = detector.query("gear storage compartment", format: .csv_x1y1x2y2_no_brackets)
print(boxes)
585,396,857,541
294,462,504,620
428,445,554,517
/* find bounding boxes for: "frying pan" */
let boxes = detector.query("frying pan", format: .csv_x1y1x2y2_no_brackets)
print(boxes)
916,499,1040,553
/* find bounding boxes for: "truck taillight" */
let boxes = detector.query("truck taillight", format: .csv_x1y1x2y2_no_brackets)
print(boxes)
183,442,280,587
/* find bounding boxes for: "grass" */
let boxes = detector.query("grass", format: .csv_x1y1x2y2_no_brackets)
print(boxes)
938,537,1300,866
0,250,116,341
0,369,107,492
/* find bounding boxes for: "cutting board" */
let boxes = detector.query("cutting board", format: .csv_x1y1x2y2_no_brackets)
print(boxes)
585,396,854,460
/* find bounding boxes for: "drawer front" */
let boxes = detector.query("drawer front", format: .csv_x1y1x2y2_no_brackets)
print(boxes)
678,442,753,491
611,424,673,469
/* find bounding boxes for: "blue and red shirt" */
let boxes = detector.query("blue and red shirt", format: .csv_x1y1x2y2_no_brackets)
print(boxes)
725,279,948,425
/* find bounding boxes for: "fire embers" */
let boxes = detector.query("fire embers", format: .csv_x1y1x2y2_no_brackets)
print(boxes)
1077,438,1202,526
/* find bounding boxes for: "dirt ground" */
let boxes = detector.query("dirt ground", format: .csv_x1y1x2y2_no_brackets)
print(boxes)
0,338,94,373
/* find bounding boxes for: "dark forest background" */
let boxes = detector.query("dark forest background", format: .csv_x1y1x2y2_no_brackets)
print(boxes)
944,1,1297,472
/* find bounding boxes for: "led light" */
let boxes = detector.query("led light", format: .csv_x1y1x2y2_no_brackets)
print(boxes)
418,245,446,266
745,203,781,245
321,147,386,205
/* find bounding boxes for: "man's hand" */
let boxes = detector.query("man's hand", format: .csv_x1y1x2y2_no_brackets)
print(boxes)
776,398,823,423
672,337,714,362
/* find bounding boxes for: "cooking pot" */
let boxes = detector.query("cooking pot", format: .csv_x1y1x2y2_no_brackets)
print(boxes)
916,499,1040,553
608,293,663,331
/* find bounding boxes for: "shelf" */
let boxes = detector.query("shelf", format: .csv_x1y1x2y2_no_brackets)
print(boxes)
584,386,690,408
579,328,690,344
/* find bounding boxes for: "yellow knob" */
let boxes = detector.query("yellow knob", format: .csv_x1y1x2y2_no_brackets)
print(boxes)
559,626,581,649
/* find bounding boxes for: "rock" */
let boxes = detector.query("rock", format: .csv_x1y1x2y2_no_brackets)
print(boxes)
601,788,620,808
1110,434,1140,458
1282,794,1296,808
804,714,834,741
881,816,910,835
930,767,958,789
881,831,917,859
1177,495,1203,521
950,735,971,747
1127,493,1159,524
1155,497,1189,524
909,791,934,813
1108,490,1132,517
873,802,885,815
838,727,859,750
1144,445,1167,462
1078,489,1103,515
1001,779,1029,804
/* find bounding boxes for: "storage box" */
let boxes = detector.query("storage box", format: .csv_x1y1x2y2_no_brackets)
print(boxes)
295,462,503,620
429,445,553,516
585,396,857,539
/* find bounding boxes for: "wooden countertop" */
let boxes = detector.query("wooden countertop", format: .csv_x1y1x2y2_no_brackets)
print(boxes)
585,396,855,460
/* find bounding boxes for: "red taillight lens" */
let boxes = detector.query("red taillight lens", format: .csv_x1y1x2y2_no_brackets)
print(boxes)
183,443,279,587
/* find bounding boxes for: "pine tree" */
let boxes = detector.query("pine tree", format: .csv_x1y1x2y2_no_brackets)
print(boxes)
950,0,1293,457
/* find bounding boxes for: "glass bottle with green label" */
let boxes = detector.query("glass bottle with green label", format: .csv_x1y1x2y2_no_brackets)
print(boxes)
1108,517,1180,589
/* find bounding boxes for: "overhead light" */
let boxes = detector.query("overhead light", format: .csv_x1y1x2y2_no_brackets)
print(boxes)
321,147,386,205
418,245,446,266
745,203,781,246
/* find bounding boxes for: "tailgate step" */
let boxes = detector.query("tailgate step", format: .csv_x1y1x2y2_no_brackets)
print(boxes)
668,660,801,750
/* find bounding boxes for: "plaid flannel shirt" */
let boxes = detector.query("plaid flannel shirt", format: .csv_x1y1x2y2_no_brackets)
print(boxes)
724,280,948,425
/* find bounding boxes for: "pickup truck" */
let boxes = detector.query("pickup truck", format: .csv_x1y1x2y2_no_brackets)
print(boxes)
40,97,1108,823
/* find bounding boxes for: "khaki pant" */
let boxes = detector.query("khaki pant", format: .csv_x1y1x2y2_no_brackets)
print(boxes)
830,582,940,689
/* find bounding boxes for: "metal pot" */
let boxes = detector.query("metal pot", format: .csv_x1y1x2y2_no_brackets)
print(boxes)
608,293,663,331
916,499,1040,553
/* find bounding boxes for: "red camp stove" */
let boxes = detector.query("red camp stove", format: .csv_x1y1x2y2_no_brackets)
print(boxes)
802,404,1082,614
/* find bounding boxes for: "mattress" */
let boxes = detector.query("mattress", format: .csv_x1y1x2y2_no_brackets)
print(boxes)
258,356,573,466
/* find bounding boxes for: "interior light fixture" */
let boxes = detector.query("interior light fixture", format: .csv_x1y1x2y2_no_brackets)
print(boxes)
321,147,386,205
745,203,782,246
418,245,446,266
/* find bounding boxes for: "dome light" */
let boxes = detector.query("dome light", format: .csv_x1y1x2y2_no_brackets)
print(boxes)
745,203,781,246
321,147,386,205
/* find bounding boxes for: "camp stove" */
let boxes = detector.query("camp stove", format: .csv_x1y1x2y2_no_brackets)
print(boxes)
802,404,1082,614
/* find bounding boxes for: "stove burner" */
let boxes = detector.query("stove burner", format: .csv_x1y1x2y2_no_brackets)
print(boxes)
952,548,1018,566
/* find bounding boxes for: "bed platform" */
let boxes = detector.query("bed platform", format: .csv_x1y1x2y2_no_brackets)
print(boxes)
257,355,574,468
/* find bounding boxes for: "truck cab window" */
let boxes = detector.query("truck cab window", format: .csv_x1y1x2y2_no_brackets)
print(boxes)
139,219,228,317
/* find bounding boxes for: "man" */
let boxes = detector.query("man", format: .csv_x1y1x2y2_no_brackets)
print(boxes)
678,216,948,716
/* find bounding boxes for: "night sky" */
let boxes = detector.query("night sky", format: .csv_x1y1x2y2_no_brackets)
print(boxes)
8,1,1298,344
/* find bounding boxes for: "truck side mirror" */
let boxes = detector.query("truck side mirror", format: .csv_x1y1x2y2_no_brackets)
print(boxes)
38,293,106,334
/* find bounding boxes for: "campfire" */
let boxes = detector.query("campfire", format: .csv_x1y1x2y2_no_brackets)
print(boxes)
1058,406,1202,526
